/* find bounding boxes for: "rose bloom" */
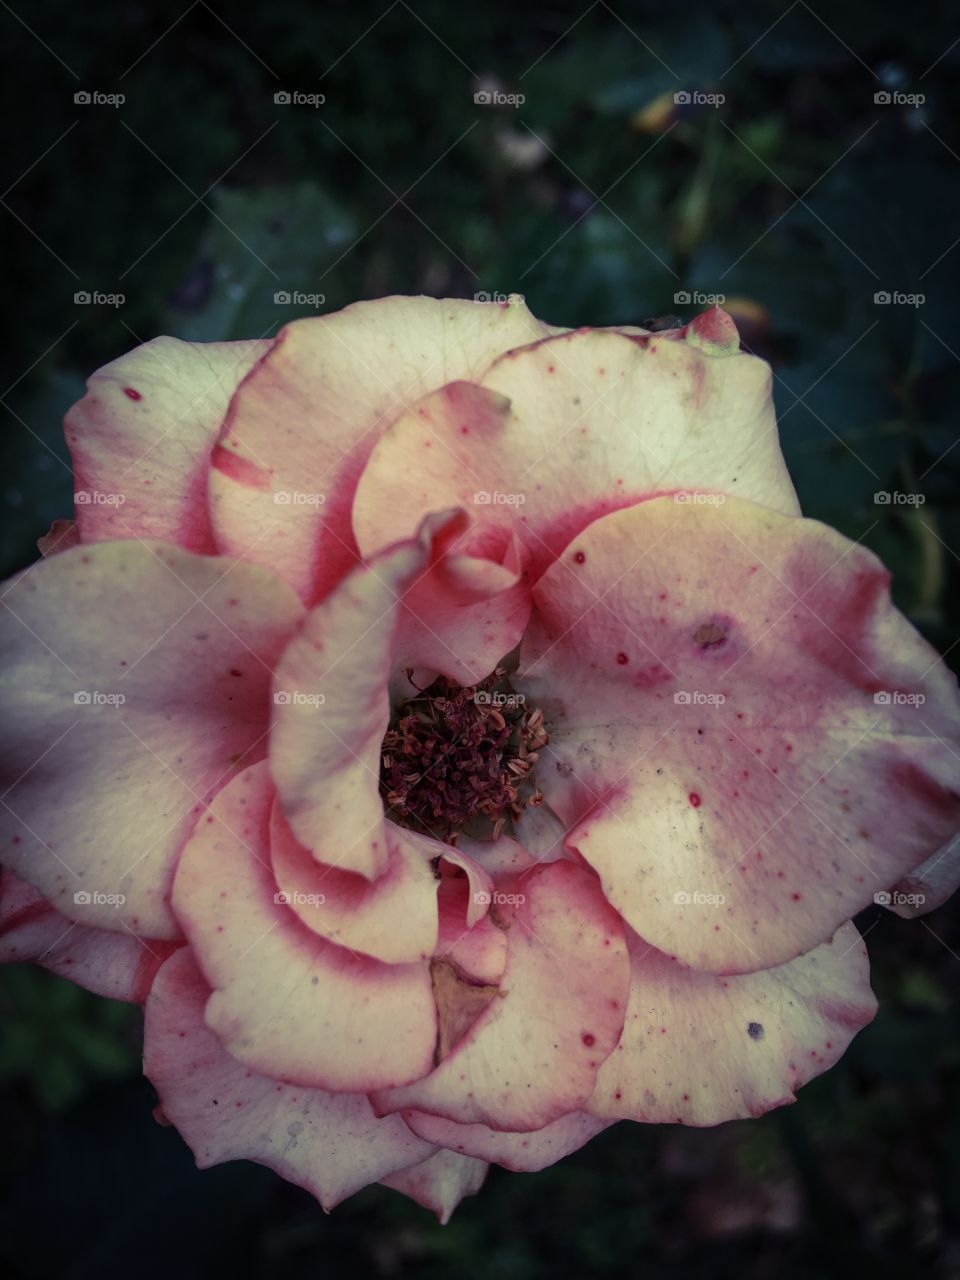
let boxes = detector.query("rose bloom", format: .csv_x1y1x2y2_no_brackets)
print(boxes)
2,297,959,1222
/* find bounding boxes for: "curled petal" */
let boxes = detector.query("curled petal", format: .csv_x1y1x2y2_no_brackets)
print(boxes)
270,509,528,880
66,337,269,550
353,318,800,577
0,541,303,938
210,296,557,603
171,762,437,1092
143,948,436,1210
588,923,876,1125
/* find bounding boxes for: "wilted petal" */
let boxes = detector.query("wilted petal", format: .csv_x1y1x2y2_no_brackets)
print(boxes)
144,948,436,1209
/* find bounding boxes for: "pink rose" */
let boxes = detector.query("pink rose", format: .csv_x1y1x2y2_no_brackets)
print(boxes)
2,296,958,1222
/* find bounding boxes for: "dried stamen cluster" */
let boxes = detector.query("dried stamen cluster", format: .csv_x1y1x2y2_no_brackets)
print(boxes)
379,667,549,842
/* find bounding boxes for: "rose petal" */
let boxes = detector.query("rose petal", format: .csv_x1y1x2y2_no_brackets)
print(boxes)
171,762,437,1092
587,922,876,1125
0,541,303,938
403,1107,612,1173
520,496,960,973
885,836,960,918
270,509,527,880
37,518,79,557
143,947,436,1209
66,337,269,550
0,869,175,1001
210,296,557,603
379,1148,487,1223
371,860,629,1131
352,318,800,578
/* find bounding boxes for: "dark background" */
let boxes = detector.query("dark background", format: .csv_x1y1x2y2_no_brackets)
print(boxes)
2,1,959,1276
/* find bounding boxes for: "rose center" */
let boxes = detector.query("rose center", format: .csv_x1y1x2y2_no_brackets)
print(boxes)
379,666,548,844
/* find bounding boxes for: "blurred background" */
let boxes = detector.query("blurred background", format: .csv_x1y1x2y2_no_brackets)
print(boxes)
1,0,959,1276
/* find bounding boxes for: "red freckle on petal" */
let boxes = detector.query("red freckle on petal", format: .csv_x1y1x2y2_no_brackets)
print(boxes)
614,1090,622,1100
777,870,785,878
714,924,721,930
547,364,556,373
229,668,243,678
682,1094,690,1101
786,744,793,752
660,1027,668,1034
742,770,749,778
748,565,759,574
598,367,606,375
616,652,629,665
688,792,701,808
206,816,215,823
791,892,802,901
581,1033,596,1046
574,551,586,564
123,387,142,401
736,712,743,720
